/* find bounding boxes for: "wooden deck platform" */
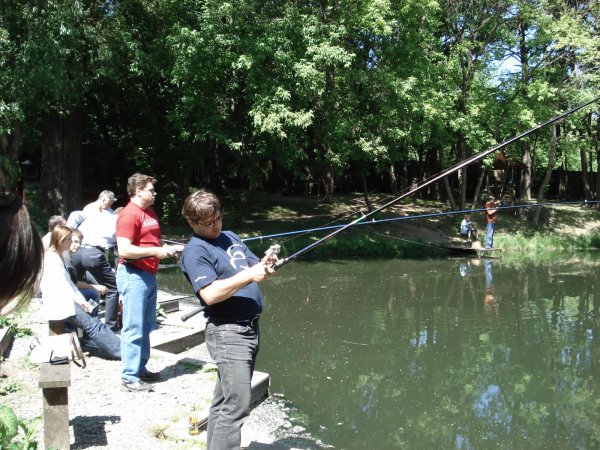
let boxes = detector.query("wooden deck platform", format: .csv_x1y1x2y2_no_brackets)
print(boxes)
447,246,503,257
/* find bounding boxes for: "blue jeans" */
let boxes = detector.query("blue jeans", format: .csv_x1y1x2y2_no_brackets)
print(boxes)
65,303,121,359
205,322,259,450
116,264,157,383
72,247,119,330
485,223,495,249
78,287,100,304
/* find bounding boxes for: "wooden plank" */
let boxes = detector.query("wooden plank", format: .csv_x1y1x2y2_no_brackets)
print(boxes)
163,370,270,443
196,370,270,429
158,297,180,313
447,246,503,256
0,327,13,356
39,363,71,389
42,387,70,450
39,363,71,450
151,328,205,353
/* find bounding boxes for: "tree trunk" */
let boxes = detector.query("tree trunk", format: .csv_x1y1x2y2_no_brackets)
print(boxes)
520,141,532,200
596,115,600,205
0,120,21,160
457,136,467,209
581,146,591,201
533,123,559,226
360,173,373,212
389,163,398,194
40,110,83,216
471,165,486,209
443,176,458,210
323,164,334,204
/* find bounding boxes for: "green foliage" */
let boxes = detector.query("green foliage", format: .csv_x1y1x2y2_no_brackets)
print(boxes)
0,404,39,449
160,193,182,226
0,317,33,339
0,378,20,396
2,0,600,211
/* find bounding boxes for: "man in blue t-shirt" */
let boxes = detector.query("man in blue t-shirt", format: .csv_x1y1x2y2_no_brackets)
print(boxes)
180,190,277,450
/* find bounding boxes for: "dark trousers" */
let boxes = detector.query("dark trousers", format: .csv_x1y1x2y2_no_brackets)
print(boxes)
72,247,119,330
204,322,259,450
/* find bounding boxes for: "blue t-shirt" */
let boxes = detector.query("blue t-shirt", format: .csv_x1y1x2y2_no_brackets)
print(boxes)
180,230,263,322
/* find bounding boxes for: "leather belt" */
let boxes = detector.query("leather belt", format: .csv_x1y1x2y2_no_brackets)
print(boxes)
208,315,260,327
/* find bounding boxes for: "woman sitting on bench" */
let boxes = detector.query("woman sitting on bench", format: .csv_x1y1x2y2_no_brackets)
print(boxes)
40,225,121,360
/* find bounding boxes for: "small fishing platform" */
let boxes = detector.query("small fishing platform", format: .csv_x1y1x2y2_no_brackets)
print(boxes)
447,246,503,257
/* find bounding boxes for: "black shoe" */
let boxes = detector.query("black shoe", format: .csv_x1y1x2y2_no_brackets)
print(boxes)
121,380,154,392
139,370,161,382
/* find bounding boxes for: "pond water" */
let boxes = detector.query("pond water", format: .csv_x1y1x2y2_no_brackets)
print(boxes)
159,254,600,449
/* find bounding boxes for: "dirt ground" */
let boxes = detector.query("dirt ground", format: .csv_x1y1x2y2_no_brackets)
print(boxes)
0,298,327,450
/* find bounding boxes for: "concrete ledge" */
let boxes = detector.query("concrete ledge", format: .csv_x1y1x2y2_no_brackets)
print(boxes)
163,369,270,442
151,328,205,353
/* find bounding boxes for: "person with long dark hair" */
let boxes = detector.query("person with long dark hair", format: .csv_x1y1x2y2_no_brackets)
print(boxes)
0,156,43,315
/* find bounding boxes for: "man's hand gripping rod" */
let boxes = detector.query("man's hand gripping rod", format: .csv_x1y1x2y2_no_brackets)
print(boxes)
181,244,282,322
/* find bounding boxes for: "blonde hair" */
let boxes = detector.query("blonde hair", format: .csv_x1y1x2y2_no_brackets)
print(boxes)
49,225,73,251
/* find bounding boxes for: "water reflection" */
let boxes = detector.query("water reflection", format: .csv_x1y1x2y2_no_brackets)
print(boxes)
158,256,600,449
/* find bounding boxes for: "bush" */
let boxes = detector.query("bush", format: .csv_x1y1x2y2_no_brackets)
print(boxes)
0,404,39,449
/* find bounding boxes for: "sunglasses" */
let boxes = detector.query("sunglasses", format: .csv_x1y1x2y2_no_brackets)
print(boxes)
0,156,24,207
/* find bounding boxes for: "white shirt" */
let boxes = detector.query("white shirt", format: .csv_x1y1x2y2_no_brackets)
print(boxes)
41,232,51,250
40,251,82,320
83,200,114,216
78,210,117,249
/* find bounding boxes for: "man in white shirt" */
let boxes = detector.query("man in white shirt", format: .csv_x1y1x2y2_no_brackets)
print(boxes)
71,210,120,330
83,190,116,216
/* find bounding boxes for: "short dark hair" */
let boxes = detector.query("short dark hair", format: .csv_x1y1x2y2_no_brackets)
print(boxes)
126,173,157,198
181,190,222,225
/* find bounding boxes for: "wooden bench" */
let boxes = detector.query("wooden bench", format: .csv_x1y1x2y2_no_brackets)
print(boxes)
39,320,71,449
39,362,71,449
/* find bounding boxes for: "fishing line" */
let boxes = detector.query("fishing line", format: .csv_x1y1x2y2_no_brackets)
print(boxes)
273,96,600,269
166,199,600,248
243,199,600,242
179,96,600,321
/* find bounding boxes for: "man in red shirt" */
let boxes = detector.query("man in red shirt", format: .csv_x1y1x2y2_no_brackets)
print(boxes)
484,195,499,249
116,173,178,392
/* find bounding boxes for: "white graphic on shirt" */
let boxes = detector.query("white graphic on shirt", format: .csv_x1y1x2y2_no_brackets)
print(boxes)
142,217,159,228
227,244,249,270
194,275,207,282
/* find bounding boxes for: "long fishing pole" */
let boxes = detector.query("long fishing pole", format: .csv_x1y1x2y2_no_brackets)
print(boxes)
180,96,600,322
273,95,600,269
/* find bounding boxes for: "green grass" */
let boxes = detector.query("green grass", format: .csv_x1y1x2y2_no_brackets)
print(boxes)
24,188,591,261
165,191,600,260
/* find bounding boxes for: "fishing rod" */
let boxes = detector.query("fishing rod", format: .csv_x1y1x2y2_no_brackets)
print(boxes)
168,199,599,246
180,96,600,322
273,95,600,269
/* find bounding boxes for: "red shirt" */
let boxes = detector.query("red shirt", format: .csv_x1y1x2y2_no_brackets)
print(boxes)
485,200,497,224
116,201,161,274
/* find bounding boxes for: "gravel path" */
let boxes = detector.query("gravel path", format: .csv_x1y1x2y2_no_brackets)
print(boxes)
0,299,329,449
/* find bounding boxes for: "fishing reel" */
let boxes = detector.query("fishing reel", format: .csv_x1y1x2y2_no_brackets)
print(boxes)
264,244,281,260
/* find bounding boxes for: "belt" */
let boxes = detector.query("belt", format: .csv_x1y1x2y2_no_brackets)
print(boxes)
208,315,260,327
82,245,107,252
